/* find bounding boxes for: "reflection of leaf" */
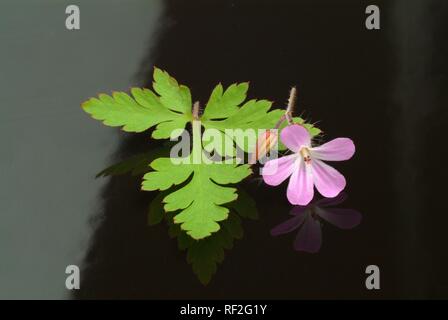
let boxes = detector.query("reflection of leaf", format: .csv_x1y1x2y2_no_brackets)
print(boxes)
169,212,243,285
226,188,258,220
96,147,169,178
147,191,166,226
147,187,257,285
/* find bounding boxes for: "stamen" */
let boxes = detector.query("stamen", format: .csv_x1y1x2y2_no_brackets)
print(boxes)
300,147,311,164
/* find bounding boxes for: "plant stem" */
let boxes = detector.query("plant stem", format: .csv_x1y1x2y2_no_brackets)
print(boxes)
192,101,200,120
285,86,296,125
192,101,202,163
274,86,297,129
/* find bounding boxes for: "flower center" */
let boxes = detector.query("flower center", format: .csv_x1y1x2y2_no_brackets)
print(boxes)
300,147,311,164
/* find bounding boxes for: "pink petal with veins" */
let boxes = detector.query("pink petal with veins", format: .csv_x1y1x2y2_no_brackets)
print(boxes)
280,124,311,152
261,154,296,186
287,158,314,205
311,159,346,198
310,138,355,161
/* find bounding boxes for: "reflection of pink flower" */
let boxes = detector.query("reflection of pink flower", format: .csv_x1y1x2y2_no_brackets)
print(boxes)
262,124,355,205
271,193,361,253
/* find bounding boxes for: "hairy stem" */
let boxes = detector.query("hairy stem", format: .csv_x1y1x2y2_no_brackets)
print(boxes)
192,101,200,120
274,87,297,129
285,86,297,125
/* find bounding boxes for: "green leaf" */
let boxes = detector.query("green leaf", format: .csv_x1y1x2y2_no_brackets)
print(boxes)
143,157,251,239
202,128,237,157
82,68,192,138
82,67,320,240
205,99,280,131
303,123,322,137
153,68,192,114
201,83,248,120
201,83,283,154
142,120,251,239
201,83,321,155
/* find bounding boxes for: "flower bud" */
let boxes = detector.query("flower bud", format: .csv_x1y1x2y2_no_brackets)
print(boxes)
250,129,279,163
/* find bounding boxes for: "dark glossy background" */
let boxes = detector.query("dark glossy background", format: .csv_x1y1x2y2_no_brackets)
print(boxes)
1,0,447,299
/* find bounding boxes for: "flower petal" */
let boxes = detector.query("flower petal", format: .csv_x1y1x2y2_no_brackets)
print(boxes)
315,207,362,229
293,216,322,253
270,210,308,236
280,124,311,152
287,158,314,205
261,154,296,186
310,138,355,161
311,159,346,198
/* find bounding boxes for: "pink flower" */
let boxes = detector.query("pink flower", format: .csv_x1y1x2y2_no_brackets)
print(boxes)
261,124,355,205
